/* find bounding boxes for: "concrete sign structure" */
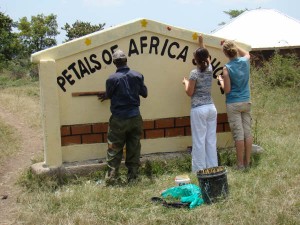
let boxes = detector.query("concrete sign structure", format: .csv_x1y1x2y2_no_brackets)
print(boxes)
31,18,250,168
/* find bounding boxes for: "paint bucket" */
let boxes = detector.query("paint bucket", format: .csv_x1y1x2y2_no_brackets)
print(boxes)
197,166,229,204
175,174,191,186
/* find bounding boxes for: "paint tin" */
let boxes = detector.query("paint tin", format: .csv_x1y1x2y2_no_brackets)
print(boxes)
175,174,191,186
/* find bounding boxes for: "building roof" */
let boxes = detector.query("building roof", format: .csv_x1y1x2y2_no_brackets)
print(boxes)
212,9,300,50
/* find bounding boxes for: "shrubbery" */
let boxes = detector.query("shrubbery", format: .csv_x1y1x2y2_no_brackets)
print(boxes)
0,58,38,88
251,52,300,88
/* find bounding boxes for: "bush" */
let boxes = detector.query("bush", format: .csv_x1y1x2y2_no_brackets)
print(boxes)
2,57,39,80
251,52,300,88
7,58,30,79
0,71,36,88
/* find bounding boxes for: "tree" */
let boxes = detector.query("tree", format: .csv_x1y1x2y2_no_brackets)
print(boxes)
62,20,105,42
17,14,59,55
0,11,21,66
218,8,248,26
223,9,248,19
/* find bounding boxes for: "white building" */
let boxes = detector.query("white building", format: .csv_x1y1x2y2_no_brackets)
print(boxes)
212,9,300,62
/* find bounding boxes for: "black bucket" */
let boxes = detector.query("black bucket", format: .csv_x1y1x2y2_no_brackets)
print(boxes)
197,166,229,204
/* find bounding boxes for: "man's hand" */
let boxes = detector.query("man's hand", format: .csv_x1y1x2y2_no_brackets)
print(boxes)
97,92,108,102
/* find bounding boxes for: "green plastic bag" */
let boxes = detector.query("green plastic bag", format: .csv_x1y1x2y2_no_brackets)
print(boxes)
161,184,204,208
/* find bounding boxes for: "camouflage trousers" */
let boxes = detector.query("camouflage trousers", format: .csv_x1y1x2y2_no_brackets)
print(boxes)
106,115,143,183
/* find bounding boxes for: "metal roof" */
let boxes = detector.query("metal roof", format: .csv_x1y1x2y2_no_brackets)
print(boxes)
212,9,300,50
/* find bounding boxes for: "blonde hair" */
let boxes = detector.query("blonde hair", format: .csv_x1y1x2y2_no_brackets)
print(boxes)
222,41,238,58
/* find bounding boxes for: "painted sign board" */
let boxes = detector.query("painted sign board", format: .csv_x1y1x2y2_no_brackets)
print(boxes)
31,18,251,168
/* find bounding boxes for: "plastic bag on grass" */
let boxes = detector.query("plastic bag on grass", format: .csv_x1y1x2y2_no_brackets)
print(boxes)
161,184,204,208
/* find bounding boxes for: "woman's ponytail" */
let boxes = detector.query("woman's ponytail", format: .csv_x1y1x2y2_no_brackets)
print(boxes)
194,48,209,72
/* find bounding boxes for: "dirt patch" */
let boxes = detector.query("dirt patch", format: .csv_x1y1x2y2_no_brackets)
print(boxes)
0,107,43,224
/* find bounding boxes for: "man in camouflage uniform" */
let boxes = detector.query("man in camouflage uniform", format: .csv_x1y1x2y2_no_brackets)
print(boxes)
99,49,148,185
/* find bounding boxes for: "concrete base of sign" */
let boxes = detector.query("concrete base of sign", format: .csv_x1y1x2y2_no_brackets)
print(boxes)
218,144,264,154
30,160,107,177
30,145,262,177
30,151,190,177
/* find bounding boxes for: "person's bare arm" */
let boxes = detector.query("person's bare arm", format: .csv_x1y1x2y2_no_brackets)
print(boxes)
198,34,211,64
182,77,196,97
236,45,250,59
218,67,231,94
198,34,205,48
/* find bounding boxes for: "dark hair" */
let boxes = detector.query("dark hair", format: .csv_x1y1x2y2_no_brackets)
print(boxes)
194,48,209,72
113,58,127,67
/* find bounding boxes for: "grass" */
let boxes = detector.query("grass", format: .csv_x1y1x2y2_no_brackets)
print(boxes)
0,72,41,165
0,73,41,129
0,118,20,165
1,54,300,224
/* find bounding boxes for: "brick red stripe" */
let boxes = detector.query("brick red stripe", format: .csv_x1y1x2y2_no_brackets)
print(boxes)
61,114,229,146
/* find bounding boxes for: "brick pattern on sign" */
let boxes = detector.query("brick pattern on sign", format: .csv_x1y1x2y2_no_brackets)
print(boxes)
61,114,230,146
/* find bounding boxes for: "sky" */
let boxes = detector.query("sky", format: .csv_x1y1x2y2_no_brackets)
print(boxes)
1,0,300,44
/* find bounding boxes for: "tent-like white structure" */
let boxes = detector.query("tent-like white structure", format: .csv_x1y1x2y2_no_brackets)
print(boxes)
212,9,300,50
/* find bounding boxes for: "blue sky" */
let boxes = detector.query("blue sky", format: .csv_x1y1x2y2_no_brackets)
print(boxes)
1,0,299,43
